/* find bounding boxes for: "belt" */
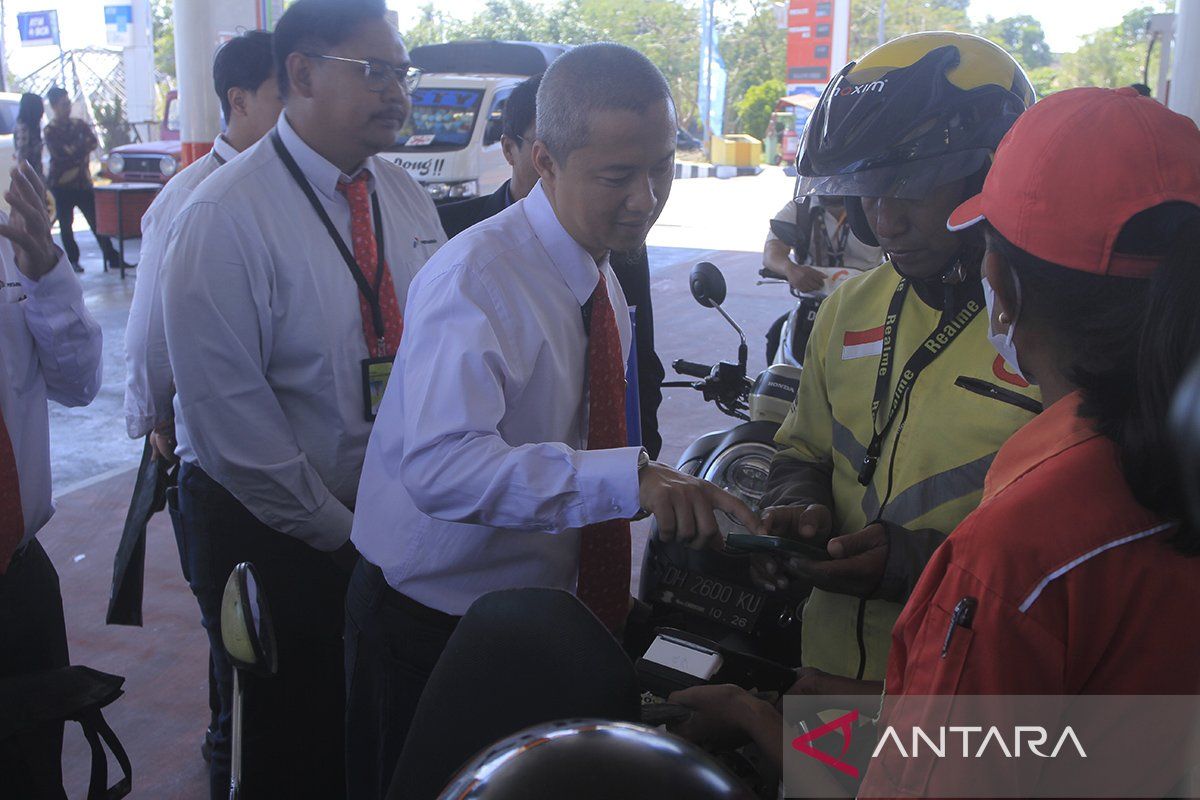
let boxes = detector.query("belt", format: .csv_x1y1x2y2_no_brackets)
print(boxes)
365,561,461,631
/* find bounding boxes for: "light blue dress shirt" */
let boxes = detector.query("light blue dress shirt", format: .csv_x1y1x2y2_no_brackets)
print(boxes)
351,181,642,615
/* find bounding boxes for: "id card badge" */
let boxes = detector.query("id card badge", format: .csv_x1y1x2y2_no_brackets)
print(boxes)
360,356,395,421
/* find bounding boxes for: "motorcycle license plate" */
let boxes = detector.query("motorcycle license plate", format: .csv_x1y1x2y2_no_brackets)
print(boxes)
652,565,764,632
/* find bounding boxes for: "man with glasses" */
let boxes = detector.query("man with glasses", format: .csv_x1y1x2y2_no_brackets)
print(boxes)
158,1,443,796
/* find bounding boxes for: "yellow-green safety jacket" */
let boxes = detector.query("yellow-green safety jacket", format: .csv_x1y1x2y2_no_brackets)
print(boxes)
765,261,1041,680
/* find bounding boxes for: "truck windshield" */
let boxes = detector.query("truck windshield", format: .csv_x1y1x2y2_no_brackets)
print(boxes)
394,88,483,149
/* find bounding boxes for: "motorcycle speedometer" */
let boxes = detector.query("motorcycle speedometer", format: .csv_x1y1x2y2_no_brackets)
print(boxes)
704,443,774,509
729,456,769,500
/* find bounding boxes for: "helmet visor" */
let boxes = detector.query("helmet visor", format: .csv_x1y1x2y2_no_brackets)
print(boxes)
795,148,990,201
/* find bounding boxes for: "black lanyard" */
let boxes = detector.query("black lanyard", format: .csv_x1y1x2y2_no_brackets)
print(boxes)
270,130,390,356
857,276,984,486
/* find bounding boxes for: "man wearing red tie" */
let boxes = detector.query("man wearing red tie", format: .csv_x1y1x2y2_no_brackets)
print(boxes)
0,162,102,795
348,43,764,800
158,1,444,796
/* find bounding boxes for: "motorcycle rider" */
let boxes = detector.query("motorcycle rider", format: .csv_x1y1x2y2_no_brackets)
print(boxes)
762,194,882,364
762,195,882,295
751,32,1041,686
673,85,1200,799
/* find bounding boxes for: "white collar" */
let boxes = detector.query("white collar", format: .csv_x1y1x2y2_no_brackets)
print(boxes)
275,111,373,200
521,181,608,307
211,134,239,163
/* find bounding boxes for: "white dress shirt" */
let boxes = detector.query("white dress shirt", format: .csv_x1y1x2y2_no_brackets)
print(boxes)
352,181,642,615
0,245,102,549
161,113,445,551
124,134,239,439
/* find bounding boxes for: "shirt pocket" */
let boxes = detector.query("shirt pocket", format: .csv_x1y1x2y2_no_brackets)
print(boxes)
876,597,977,795
0,300,36,398
920,595,975,692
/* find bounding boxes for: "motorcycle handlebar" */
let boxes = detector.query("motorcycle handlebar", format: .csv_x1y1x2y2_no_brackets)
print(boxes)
673,359,712,379
759,266,787,281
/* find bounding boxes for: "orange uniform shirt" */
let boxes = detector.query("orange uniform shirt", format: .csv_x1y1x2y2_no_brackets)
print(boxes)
861,391,1200,797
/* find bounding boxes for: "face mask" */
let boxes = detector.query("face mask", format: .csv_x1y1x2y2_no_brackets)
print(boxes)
981,268,1035,385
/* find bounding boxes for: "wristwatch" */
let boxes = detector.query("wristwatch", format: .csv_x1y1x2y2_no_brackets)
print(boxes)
633,447,651,521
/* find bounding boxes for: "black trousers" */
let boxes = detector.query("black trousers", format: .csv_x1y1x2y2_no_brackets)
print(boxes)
344,559,459,800
0,539,70,799
177,462,350,799
50,186,119,267
165,483,222,750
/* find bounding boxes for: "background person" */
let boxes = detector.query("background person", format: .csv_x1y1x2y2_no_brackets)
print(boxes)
14,93,45,181
119,29,281,764
0,161,102,798
762,194,884,364
762,195,882,295
42,87,125,274
125,30,283,458
159,1,444,795
347,43,763,800
437,73,667,458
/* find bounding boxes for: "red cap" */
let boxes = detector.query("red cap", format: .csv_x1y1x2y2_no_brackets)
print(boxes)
948,86,1200,278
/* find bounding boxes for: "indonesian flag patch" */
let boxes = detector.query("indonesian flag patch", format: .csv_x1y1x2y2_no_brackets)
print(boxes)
841,326,884,360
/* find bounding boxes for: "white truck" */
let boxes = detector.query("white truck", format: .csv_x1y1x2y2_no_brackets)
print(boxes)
381,40,568,203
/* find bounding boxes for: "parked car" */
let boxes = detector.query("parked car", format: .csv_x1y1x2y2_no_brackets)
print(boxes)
379,41,567,202
0,92,22,210
677,128,703,151
101,89,181,184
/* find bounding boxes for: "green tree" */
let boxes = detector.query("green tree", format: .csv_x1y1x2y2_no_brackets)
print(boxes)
849,0,973,58
408,0,700,126
574,0,700,125
1050,5,1165,93
975,14,1052,70
152,0,175,81
719,0,788,129
734,77,786,139
401,3,457,49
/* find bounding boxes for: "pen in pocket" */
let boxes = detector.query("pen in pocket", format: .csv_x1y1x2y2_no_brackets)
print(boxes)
941,596,977,658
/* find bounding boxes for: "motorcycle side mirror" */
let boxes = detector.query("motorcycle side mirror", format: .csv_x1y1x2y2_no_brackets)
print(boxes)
220,562,278,678
690,261,727,308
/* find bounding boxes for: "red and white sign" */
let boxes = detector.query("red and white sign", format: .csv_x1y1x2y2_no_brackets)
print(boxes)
786,0,852,97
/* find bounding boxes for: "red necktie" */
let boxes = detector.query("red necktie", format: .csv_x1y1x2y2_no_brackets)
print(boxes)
576,271,631,632
337,173,404,357
0,412,24,575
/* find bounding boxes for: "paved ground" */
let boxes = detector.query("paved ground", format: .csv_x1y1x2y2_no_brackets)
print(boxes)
41,166,800,798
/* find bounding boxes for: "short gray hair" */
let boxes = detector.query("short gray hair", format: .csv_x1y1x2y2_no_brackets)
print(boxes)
536,42,674,162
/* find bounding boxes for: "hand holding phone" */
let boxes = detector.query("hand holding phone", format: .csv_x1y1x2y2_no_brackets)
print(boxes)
725,532,832,561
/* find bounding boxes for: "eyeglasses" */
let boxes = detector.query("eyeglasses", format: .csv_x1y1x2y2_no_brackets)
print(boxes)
304,53,423,93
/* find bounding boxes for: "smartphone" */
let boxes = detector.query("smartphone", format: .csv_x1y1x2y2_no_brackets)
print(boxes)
640,702,694,726
726,532,832,561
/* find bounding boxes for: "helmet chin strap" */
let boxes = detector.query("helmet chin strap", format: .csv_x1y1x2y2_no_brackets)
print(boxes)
890,251,972,310
890,251,967,283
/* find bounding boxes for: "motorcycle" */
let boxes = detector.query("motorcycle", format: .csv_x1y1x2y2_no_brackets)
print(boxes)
638,262,808,666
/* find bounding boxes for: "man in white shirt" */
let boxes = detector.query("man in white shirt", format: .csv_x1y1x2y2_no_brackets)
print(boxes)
347,43,763,800
119,31,280,763
159,1,443,795
125,30,281,456
0,162,102,797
